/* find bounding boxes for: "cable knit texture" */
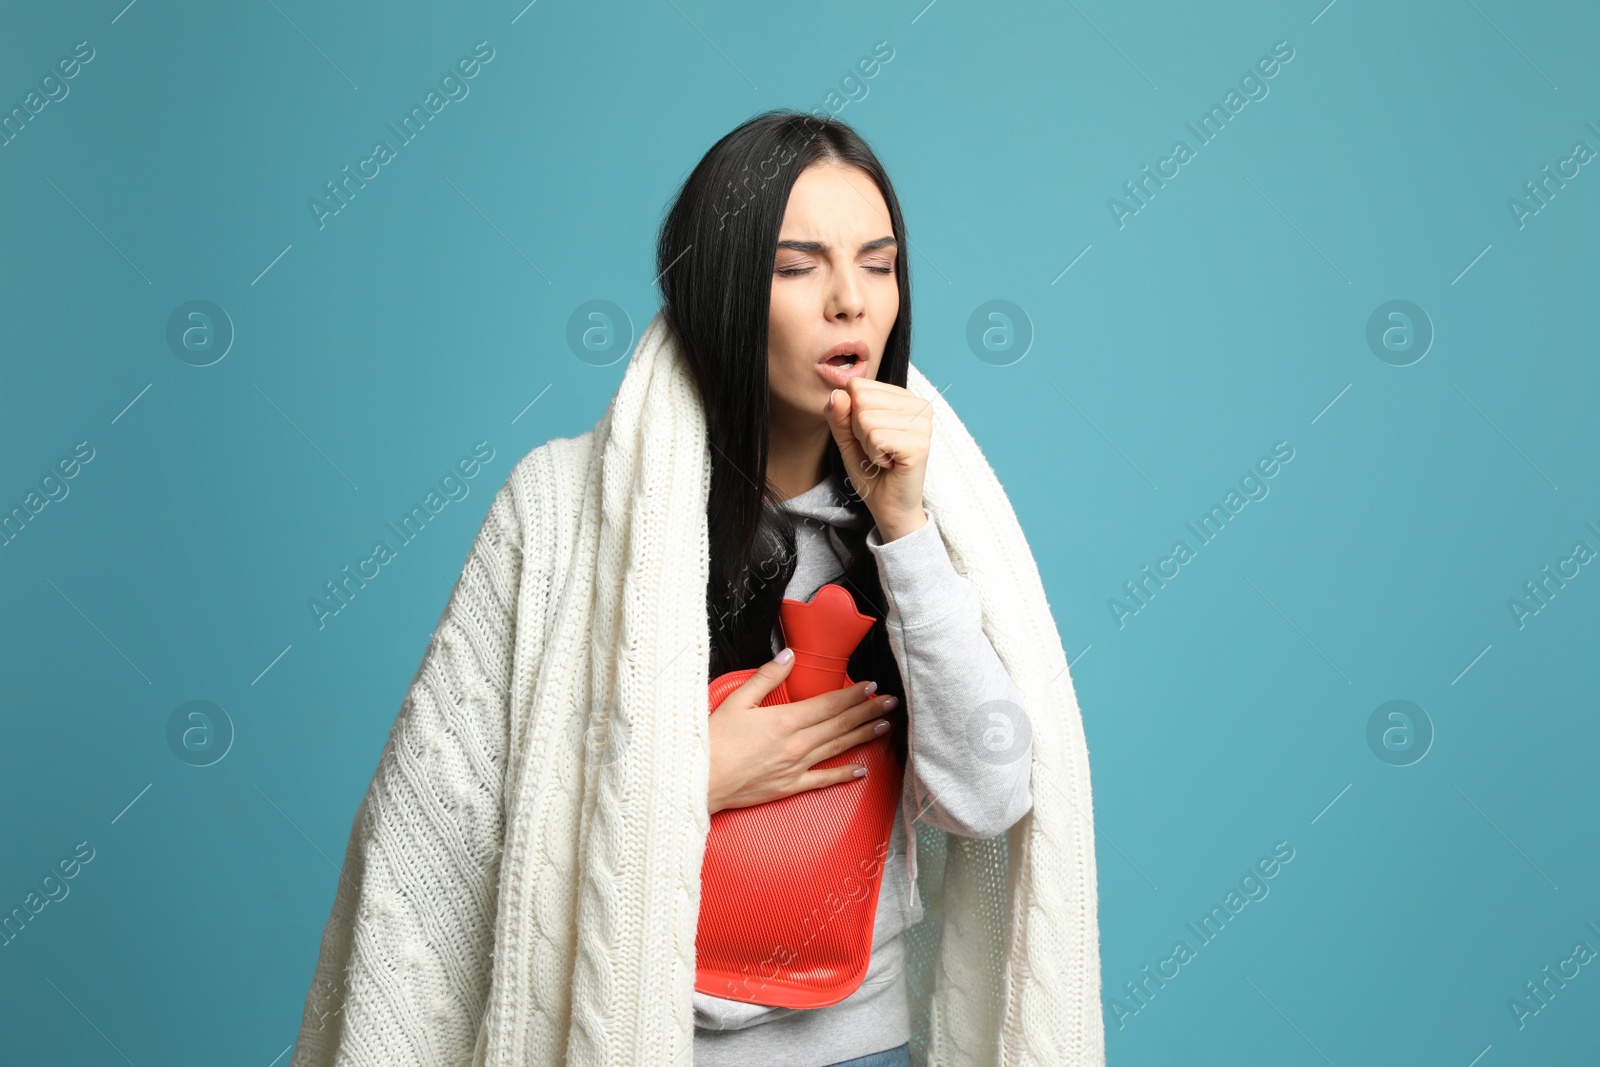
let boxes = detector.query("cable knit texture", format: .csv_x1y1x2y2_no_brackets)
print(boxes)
289,309,1105,1066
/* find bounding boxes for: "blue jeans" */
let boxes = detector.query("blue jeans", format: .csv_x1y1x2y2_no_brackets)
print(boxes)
823,1043,910,1067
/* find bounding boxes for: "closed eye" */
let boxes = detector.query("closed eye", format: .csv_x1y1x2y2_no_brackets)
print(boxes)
776,265,895,277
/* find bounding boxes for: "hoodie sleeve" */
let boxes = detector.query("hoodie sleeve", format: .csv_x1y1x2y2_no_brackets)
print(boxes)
290,464,531,1067
866,512,1033,840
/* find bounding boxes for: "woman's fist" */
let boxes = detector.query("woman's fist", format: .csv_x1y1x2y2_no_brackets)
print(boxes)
825,379,931,542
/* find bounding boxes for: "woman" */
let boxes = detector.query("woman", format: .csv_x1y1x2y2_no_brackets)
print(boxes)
672,112,1032,1067
291,110,1103,1067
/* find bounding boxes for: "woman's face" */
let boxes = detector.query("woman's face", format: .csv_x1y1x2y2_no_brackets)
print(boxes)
767,162,899,430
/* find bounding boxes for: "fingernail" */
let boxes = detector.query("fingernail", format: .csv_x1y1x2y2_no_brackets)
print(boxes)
873,720,890,735
863,680,878,695
826,389,837,412
852,766,867,777
775,647,794,664
881,695,898,711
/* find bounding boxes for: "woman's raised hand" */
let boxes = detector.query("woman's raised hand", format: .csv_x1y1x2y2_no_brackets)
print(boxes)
707,647,898,815
824,379,933,543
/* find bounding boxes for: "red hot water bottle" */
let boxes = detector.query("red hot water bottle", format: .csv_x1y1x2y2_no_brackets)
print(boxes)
696,583,906,1009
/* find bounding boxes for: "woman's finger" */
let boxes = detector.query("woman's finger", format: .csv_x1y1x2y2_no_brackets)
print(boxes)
789,679,878,730
795,762,869,795
800,695,896,763
726,647,794,710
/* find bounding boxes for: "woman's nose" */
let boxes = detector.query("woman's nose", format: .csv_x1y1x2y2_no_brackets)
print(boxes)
826,267,866,319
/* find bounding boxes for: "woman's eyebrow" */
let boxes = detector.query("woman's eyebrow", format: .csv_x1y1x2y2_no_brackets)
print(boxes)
776,236,898,254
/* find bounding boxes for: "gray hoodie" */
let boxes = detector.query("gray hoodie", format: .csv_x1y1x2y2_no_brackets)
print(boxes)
693,472,1034,1066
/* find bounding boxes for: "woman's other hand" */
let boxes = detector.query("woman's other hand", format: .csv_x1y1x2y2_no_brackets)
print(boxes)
707,647,898,815
824,379,931,542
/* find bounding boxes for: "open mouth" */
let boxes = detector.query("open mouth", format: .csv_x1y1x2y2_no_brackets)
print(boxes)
820,341,868,366
817,343,869,388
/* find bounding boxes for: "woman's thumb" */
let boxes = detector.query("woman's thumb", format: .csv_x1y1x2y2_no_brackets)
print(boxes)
737,646,795,706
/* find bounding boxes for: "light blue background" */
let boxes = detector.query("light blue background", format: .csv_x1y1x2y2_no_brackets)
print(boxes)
2,1,1596,1064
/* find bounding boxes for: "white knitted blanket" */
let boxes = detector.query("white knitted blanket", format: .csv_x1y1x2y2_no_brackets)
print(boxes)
290,309,1105,1066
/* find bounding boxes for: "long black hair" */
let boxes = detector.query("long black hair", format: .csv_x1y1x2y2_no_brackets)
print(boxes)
655,108,912,723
